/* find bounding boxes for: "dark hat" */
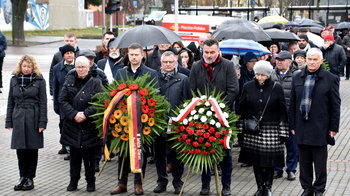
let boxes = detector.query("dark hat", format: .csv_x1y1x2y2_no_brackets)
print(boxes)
59,44,75,56
294,50,306,59
298,34,309,42
165,48,178,55
78,49,96,58
276,51,292,60
186,42,198,54
243,52,258,64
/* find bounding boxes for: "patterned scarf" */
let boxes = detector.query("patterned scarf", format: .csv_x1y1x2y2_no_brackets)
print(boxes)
17,73,36,90
201,55,221,81
300,73,316,120
160,66,177,81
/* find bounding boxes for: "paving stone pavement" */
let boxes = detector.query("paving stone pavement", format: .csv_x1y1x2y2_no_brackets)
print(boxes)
0,40,350,196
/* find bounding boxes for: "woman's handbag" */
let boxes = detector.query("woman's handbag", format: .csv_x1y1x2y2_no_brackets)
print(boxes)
243,82,276,134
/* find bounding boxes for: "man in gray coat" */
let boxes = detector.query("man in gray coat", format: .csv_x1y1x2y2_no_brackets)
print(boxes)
189,39,239,196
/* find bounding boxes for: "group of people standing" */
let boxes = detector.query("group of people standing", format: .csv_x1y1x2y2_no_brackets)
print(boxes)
4,29,340,196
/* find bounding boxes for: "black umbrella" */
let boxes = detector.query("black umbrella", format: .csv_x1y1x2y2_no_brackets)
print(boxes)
335,22,350,30
110,25,183,48
309,26,323,35
217,19,263,30
213,22,271,42
259,22,282,30
297,19,323,28
264,28,300,42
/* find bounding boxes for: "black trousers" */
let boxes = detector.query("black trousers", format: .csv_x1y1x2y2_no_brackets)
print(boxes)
17,149,38,179
118,152,147,185
298,145,328,193
0,56,3,88
154,135,184,188
346,57,350,78
70,147,96,182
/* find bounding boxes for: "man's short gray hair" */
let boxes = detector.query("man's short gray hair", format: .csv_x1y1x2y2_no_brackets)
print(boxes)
161,51,176,60
306,48,323,59
75,56,90,67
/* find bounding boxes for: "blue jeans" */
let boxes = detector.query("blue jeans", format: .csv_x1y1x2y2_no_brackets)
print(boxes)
201,149,232,186
276,133,298,173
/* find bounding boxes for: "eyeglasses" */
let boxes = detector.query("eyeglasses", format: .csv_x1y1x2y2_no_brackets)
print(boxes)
162,60,175,64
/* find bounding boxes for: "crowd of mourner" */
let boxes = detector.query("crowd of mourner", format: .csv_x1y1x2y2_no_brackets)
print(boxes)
1,21,346,196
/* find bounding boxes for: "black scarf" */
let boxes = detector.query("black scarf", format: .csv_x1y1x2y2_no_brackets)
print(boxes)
17,73,36,90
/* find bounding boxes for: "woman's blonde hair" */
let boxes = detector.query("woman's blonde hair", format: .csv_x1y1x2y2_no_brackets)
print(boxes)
13,55,42,76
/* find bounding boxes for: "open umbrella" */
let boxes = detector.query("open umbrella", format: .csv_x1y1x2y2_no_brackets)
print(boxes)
297,19,323,28
217,19,263,31
335,22,350,30
306,32,324,47
213,23,271,42
110,25,183,48
219,39,271,56
308,26,323,35
264,28,300,42
259,22,281,30
258,15,289,24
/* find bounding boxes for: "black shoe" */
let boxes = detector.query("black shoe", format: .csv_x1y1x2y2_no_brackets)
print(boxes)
22,178,34,191
200,184,210,195
346,77,349,80
174,186,182,194
300,190,313,196
58,147,68,154
153,184,166,193
14,177,27,191
273,171,283,179
264,188,272,196
67,180,78,191
64,154,70,160
287,172,296,181
222,184,231,196
87,182,95,192
314,192,323,196
148,157,155,164
95,164,100,172
254,187,264,196
240,163,252,167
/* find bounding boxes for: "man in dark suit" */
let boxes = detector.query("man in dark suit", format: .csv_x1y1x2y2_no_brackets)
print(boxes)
289,48,341,196
189,39,239,196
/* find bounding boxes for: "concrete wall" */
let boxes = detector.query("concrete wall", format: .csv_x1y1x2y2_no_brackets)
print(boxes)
49,0,88,30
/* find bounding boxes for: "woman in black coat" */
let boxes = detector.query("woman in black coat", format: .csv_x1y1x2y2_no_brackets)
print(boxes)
6,55,47,191
238,60,288,196
59,56,102,192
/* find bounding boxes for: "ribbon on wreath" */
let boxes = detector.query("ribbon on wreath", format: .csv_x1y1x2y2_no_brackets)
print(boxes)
172,97,232,149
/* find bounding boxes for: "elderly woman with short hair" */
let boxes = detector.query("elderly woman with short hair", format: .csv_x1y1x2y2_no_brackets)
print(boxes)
59,56,102,192
237,60,289,196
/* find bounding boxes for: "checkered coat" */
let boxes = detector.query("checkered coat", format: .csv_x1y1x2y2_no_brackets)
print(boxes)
237,78,288,167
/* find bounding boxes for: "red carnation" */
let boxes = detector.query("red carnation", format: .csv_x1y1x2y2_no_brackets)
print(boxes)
210,150,216,154
148,98,156,107
125,90,132,96
110,89,117,97
208,127,215,134
203,133,210,138
202,124,209,129
148,108,155,117
189,121,195,127
182,134,187,140
129,84,139,90
103,99,110,108
122,107,128,113
215,132,221,138
177,137,182,142
139,97,147,105
195,123,202,129
117,83,127,91
198,137,204,143
205,142,211,148
189,150,195,154
187,129,194,135
186,139,191,145
176,129,180,133
202,151,208,155
182,149,188,153
219,139,224,144
209,136,216,143
223,129,228,135
138,88,149,96
196,130,203,136
180,126,185,131
192,142,199,147
142,105,149,113
195,149,201,154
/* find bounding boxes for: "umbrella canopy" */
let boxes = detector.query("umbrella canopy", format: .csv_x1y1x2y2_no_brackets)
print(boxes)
259,22,281,30
308,26,323,35
217,19,263,31
264,28,300,42
306,32,324,47
258,15,289,24
335,22,350,30
110,25,183,48
219,39,271,56
213,23,271,42
297,19,323,27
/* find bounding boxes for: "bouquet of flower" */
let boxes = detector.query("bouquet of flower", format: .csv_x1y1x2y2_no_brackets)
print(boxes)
91,74,170,164
168,90,238,173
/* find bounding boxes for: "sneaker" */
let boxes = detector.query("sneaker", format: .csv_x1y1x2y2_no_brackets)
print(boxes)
273,171,283,179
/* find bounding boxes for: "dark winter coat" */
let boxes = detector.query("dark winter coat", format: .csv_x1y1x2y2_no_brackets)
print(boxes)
158,71,190,112
271,66,299,109
289,68,341,146
341,34,350,57
189,57,239,110
53,60,75,118
0,32,7,58
116,64,159,88
59,74,102,148
237,78,288,167
68,63,108,86
97,57,124,78
322,43,347,76
6,75,47,149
